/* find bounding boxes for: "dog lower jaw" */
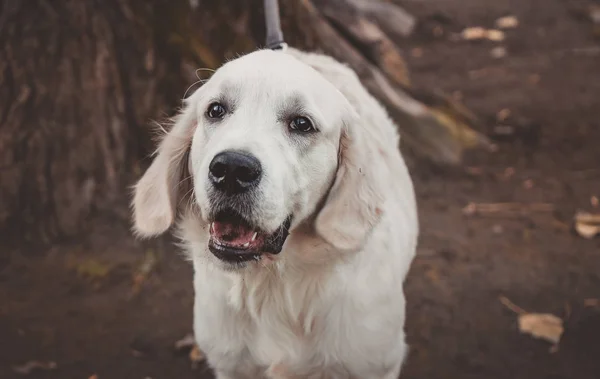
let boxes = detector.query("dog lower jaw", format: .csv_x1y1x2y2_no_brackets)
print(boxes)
207,215,292,267
208,239,263,264
214,255,278,272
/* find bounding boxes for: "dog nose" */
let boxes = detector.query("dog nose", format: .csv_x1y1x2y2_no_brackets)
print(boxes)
209,151,262,194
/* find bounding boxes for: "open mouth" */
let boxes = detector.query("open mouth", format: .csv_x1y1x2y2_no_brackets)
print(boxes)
208,209,292,265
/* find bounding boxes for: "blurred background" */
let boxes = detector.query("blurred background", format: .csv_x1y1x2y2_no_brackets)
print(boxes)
1,0,599,378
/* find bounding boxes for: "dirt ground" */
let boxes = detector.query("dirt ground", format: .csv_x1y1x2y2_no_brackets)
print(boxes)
1,0,599,378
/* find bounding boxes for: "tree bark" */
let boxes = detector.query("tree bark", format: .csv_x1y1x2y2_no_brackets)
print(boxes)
0,0,489,245
0,0,191,244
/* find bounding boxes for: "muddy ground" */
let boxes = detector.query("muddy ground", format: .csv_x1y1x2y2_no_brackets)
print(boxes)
1,0,599,378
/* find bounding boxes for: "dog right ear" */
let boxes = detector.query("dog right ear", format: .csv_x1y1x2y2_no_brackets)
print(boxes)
315,109,390,252
132,99,198,237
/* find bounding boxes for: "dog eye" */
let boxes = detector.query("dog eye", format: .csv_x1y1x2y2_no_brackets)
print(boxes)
207,102,226,119
289,116,315,133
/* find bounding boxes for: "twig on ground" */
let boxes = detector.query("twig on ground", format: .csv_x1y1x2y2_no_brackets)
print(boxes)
12,361,57,375
499,295,527,314
552,46,600,56
463,202,554,216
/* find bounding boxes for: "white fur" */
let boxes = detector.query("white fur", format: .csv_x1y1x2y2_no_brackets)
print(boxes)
133,48,418,379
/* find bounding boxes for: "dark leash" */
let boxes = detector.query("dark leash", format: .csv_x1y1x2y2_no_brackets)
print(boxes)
263,0,287,50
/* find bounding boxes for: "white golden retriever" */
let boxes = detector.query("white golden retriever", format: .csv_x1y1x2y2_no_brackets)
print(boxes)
132,48,418,379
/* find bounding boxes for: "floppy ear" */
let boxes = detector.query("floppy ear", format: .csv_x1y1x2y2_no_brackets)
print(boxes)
315,112,391,251
132,100,197,237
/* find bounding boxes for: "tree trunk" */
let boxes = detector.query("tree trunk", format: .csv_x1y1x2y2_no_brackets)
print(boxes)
0,0,190,244
0,0,489,245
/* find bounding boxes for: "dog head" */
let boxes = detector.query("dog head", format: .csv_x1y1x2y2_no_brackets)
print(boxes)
133,50,387,269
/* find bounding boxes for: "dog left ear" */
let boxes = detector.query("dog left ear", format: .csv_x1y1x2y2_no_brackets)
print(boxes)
315,112,390,252
132,99,197,237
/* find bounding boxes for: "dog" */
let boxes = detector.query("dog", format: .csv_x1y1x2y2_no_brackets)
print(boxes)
132,48,418,379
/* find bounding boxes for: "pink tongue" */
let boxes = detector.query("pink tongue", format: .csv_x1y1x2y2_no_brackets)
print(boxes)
212,221,254,245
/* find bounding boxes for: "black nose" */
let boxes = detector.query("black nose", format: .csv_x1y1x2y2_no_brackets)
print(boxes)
208,151,262,194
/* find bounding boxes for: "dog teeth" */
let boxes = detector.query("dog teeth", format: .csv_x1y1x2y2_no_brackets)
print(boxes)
251,232,258,242
210,222,215,234
242,242,250,248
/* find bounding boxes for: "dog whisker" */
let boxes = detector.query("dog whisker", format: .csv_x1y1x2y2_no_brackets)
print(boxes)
258,259,276,278
178,184,196,209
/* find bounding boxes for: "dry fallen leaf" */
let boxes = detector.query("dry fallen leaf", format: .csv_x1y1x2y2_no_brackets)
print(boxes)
496,15,519,29
500,296,564,350
574,211,600,239
462,26,487,40
189,345,205,368
575,211,600,223
174,333,197,351
575,222,600,239
73,259,112,281
518,313,564,345
461,27,505,41
13,360,57,375
486,29,506,41
502,167,516,179
491,46,507,59
174,334,205,368
496,108,511,121
131,249,158,295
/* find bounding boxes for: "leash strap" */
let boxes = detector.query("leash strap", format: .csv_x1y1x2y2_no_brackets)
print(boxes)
264,0,287,50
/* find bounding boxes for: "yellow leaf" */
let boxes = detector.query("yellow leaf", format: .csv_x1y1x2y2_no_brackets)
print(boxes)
495,16,519,29
189,344,205,368
74,259,112,280
574,211,600,239
518,313,564,344
486,29,506,42
461,27,505,41
575,222,600,239
462,27,487,40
